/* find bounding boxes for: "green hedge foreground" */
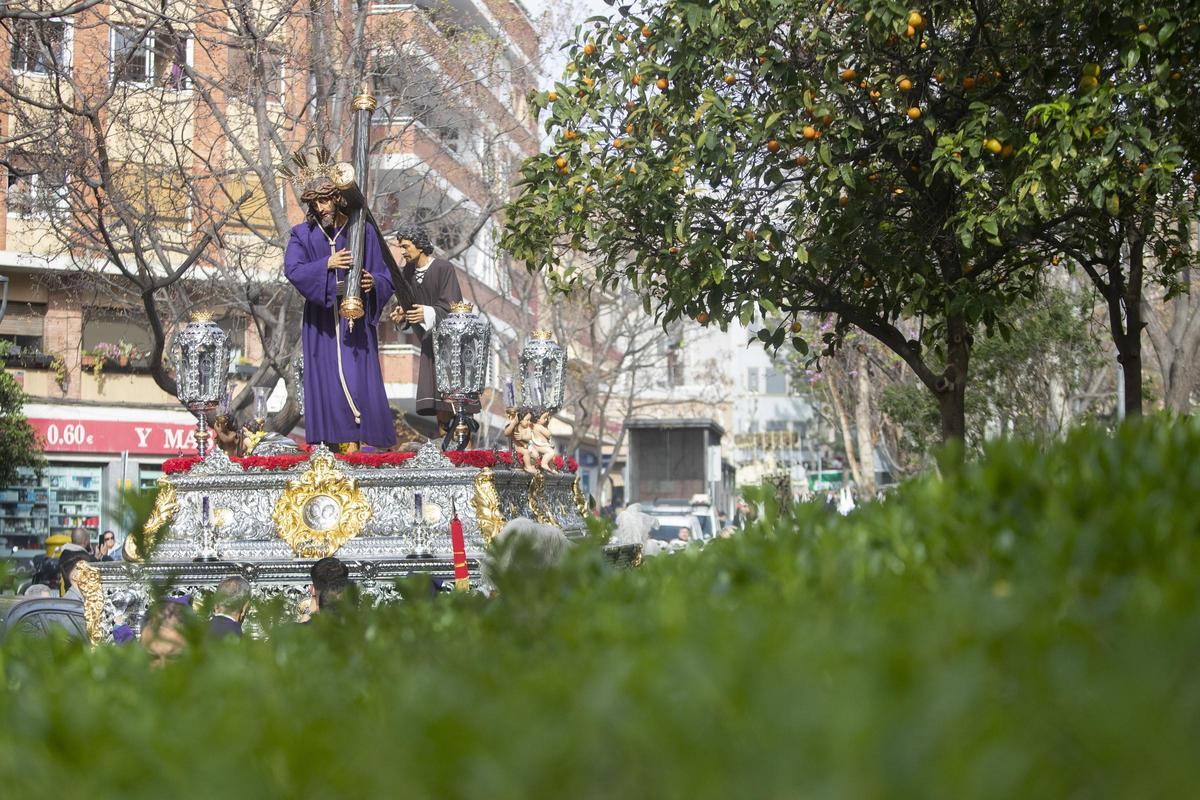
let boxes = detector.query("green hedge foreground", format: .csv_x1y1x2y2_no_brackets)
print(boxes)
3,419,1199,798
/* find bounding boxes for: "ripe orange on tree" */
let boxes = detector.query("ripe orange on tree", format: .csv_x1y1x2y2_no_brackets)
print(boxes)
907,10,924,29
963,75,977,89
641,25,651,37
907,107,922,120
897,76,913,92
795,154,809,167
803,125,818,140
984,138,1003,154
790,321,802,334
695,312,709,324
613,138,624,148
583,43,596,56
616,33,627,43
724,74,736,85
632,74,642,85
840,67,857,81
656,78,669,90
767,139,781,153
554,157,567,169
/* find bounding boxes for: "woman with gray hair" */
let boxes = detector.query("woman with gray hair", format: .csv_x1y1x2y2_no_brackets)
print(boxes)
480,517,572,589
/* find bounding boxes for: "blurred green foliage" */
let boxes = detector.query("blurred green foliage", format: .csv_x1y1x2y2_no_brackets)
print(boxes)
2,418,1198,797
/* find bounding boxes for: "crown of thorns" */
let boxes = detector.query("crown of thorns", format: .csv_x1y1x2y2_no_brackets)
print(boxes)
277,148,342,186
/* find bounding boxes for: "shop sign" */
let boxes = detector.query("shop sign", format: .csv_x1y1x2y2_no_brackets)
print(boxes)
28,418,204,455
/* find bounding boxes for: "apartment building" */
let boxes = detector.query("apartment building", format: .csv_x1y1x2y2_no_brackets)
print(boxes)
0,0,542,548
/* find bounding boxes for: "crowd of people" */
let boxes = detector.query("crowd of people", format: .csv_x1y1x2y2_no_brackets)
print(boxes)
136,557,352,665
6,516,576,660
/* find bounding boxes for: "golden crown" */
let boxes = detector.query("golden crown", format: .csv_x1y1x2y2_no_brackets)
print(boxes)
450,302,475,313
531,329,554,340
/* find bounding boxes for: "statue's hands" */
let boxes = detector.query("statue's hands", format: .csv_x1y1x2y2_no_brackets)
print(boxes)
361,271,374,292
327,249,351,270
403,306,426,325
389,305,408,325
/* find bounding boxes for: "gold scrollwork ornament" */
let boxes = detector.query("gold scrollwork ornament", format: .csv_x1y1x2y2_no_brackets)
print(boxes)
272,450,373,558
472,468,505,545
528,472,556,526
72,561,105,644
572,475,588,519
127,477,180,561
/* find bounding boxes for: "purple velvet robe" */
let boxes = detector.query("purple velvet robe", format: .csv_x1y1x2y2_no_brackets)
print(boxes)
284,220,397,448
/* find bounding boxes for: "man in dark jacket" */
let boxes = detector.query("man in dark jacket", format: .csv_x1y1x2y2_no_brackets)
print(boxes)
208,575,251,639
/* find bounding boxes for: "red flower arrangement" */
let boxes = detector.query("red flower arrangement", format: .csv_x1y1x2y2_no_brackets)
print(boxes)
161,448,577,476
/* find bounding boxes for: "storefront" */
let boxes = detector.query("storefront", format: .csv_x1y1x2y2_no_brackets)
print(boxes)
0,403,202,550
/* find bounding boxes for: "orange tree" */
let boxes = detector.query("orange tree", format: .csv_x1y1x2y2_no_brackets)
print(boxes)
502,0,1196,441
1022,8,1200,416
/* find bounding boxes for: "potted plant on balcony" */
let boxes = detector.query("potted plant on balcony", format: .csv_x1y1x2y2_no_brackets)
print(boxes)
86,342,121,392
117,340,145,368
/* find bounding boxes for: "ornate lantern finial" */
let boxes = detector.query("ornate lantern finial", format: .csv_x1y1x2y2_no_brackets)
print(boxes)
519,331,566,415
171,312,231,459
433,303,492,449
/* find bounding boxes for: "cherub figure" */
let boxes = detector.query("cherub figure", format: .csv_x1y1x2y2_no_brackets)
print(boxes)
515,412,537,474
213,414,242,458
531,411,558,473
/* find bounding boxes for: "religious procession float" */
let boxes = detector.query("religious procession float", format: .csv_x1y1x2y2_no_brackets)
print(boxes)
71,88,633,643
76,307,593,643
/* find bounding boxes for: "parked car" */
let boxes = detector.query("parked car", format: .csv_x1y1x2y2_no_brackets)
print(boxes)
647,496,719,540
640,506,704,545
0,596,87,642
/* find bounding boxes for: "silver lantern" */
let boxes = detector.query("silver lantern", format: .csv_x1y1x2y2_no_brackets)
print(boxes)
519,330,567,414
170,311,231,459
433,302,492,449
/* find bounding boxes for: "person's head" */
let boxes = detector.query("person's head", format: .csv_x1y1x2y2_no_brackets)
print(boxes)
482,517,572,587
59,550,93,590
301,181,346,228
394,224,434,264
71,528,90,549
677,527,690,542
213,575,252,622
97,530,116,556
23,583,54,598
309,557,350,612
141,600,192,667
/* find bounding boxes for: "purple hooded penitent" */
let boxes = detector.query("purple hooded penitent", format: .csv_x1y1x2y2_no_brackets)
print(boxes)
284,220,396,448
